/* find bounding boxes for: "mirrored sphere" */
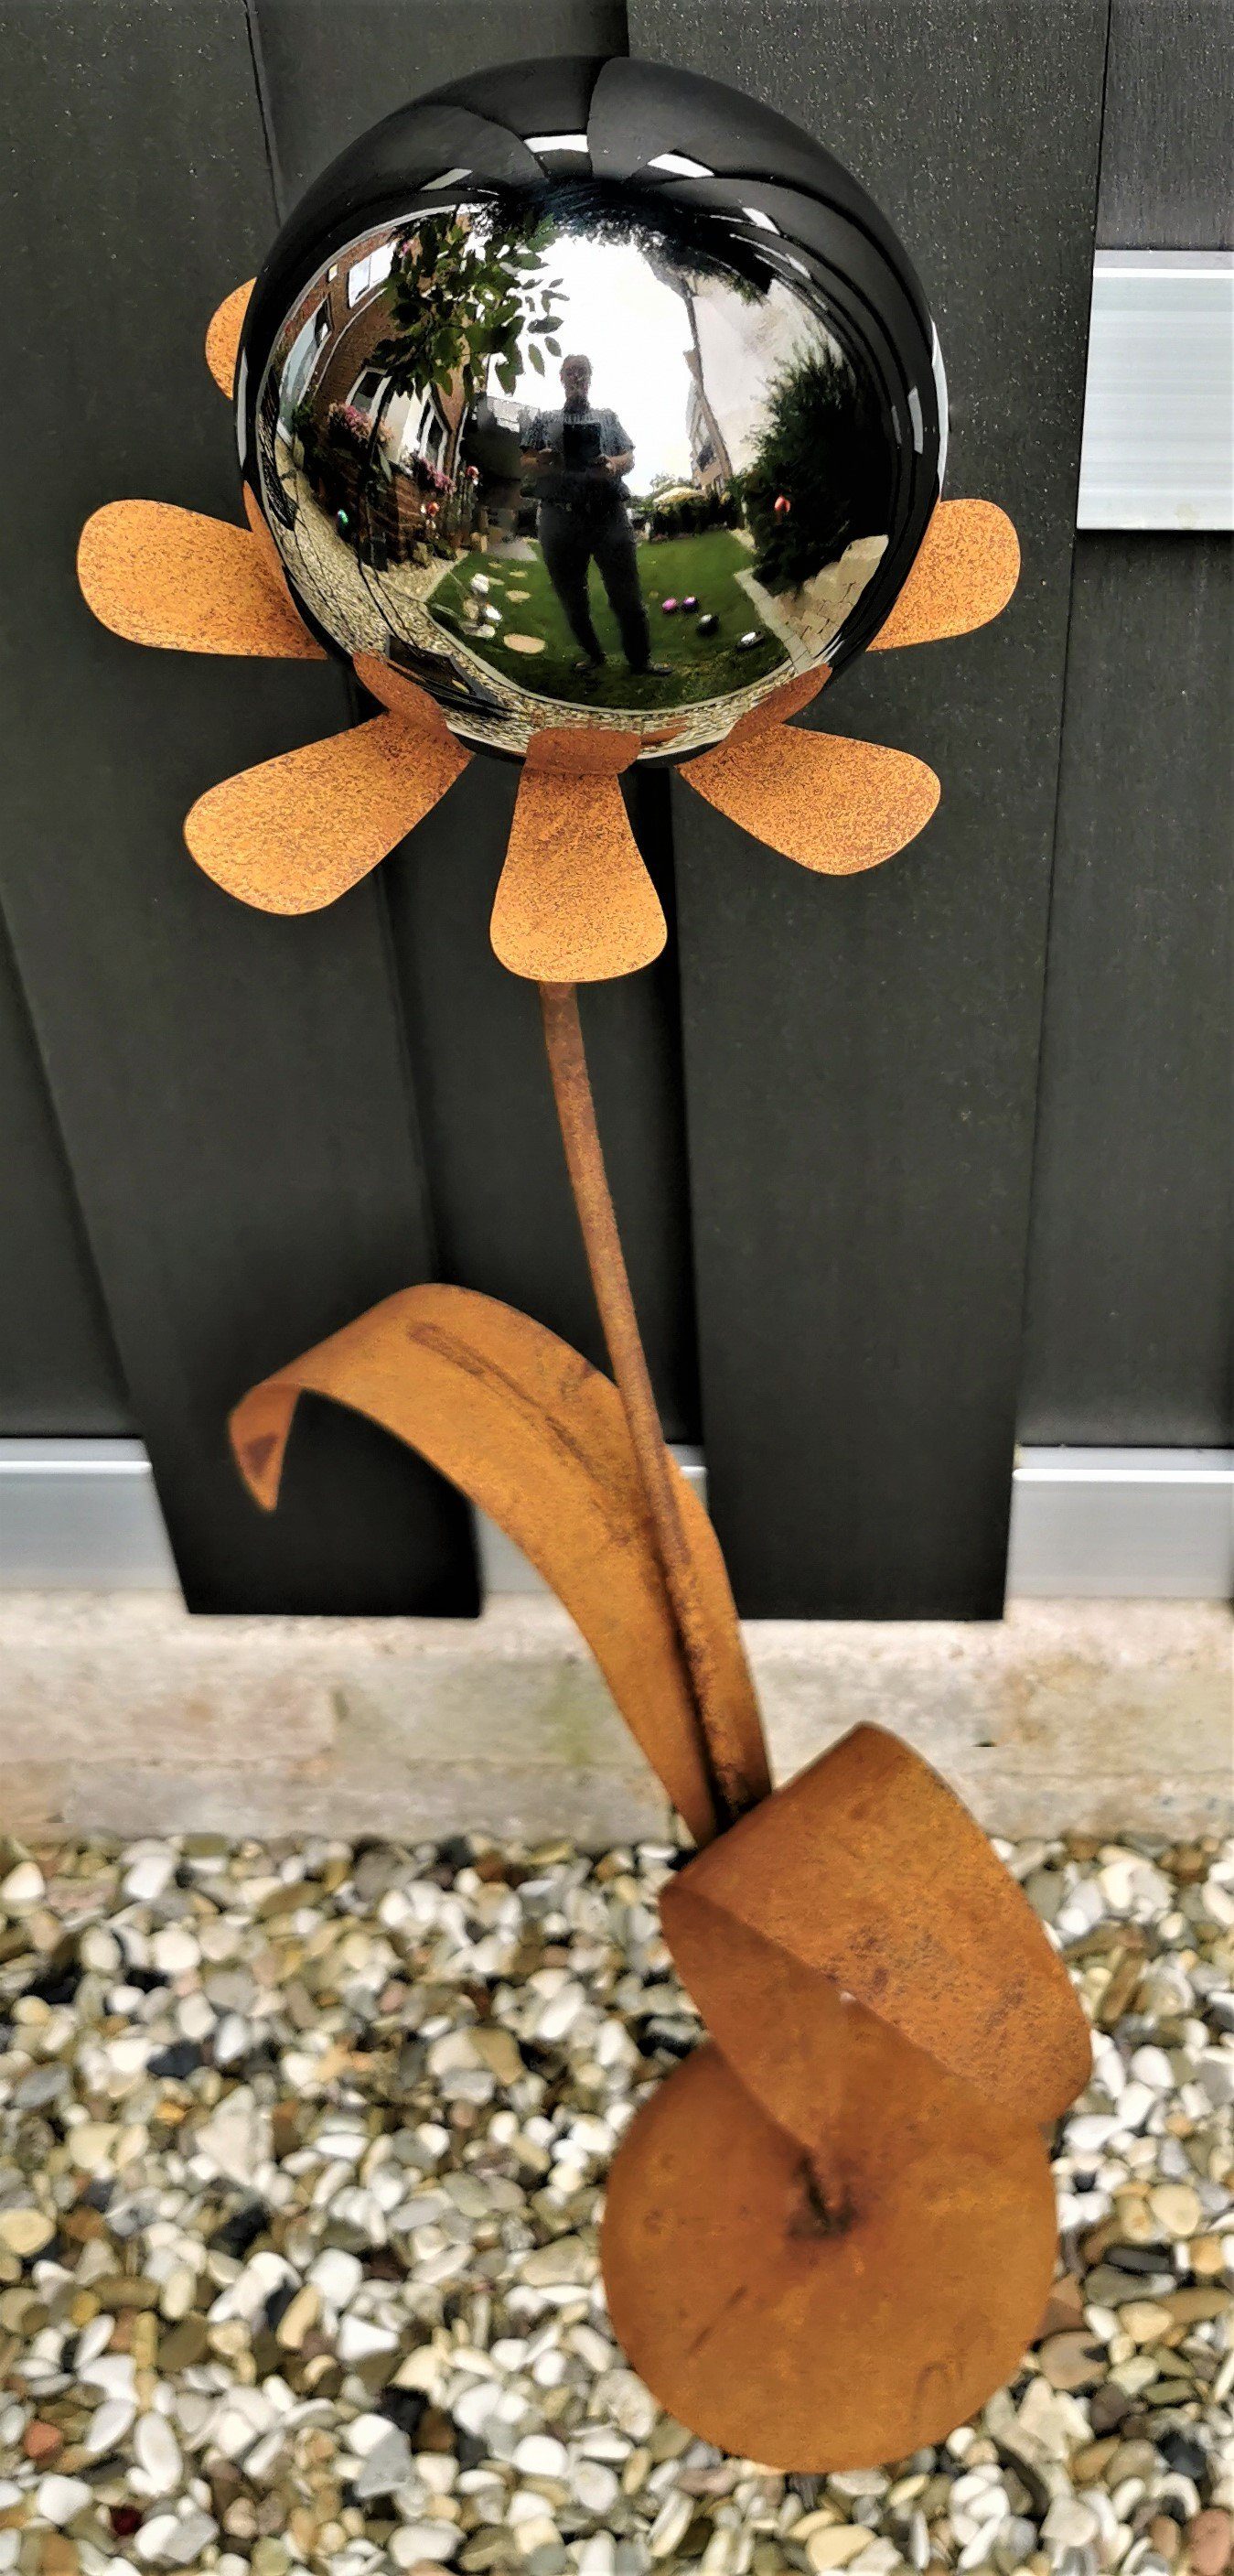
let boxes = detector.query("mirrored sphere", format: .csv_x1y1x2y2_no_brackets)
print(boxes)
240,58,946,762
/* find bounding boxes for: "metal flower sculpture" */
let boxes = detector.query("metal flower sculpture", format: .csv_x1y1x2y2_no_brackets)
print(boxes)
78,55,1088,2470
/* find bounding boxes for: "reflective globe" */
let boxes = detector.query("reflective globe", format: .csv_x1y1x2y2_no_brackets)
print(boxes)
239,58,946,762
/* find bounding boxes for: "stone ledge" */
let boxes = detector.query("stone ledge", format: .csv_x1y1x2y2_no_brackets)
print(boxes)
1,1592,1229,1845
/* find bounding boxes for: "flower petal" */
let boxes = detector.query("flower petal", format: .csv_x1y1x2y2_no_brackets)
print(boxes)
205,279,254,396
683,717,939,873
78,501,326,658
871,499,1020,650
185,684,468,913
491,728,666,982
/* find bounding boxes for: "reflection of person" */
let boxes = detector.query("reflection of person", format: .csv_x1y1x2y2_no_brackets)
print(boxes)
521,355,670,678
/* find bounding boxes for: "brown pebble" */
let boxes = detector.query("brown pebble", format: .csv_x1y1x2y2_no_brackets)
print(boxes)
1150,2519,1182,2567
157,2315,208,2371
1088,2382,1133,2432
1038,2328,1105,2391
40,2538,78,2576
1099,1951,1146,2026
1036,2275,1086,2338
1167,2287,1233,2325
22,2420,62,2464
416,2406,456,2452
1188,2511,1233,2576
92,2276,159,2312
1071,2438,1120,2481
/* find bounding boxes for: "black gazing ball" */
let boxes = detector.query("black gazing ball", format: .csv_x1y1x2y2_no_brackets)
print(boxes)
238,56,945,765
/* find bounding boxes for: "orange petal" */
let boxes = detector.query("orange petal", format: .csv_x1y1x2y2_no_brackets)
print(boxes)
684,718,939,873
727,666,829,737
871,499,1020,650
185,690,468,913
205,279,254,396
229,1282,741,1845
490,728,666,982
78,501,326,659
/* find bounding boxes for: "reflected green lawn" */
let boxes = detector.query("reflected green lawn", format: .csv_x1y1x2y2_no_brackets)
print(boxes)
428,526,785,710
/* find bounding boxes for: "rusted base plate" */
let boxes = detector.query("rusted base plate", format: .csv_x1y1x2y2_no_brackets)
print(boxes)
602,2026,1057,2471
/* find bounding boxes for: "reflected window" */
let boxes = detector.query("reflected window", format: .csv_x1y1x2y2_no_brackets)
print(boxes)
347,243,394,307
349,368,387,413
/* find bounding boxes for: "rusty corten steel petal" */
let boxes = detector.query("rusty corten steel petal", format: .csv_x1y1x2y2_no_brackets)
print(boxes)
601,2021,1057,2471
870,499,1020,651
205,279,254,397
491,729,667,983
683,706,939,873
228,1284,768,1848
661,1721,1092,2129
78,501,326,660
184,666,469,915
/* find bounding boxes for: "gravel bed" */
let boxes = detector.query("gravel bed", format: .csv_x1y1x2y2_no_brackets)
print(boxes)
0,1825,1231,2576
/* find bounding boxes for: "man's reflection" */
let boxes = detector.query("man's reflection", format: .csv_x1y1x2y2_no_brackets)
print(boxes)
521,354,670,679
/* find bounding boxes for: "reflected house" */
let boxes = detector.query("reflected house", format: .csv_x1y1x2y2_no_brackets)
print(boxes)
675,272,827,482
684,355,732,491
273,225,472,566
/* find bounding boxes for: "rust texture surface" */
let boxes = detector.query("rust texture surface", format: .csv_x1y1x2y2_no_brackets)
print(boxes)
227,1282,769,1848
602,2030,1057,2470
491,730,667,984
684,718,941,873
184,691,469,915
540,983,770,1828
870,498,1021,652
77,501,326,660
661,1721,1091,2128
205,279,253,397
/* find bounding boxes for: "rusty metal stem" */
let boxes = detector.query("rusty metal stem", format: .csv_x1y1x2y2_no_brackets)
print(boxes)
540,980,744,1829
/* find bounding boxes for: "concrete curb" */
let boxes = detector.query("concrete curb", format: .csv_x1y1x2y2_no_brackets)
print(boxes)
1,1592,1229,1846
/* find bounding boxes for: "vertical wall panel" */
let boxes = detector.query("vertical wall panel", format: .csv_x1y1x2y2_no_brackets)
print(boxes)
0,1,477,1611
0,918,131,1437
252,0,701,1439
1020,539,1233,1445
626,0,1110,1615
1098,0,1233,248
1023,0,1233,1447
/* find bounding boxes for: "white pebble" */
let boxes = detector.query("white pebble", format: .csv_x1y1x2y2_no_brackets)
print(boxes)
1,1861,45,1909
86,2397,136,2453
134,2409,183,2495
308,2246,362,2308
38,2476,91,2526
123,1849,177,1904
573,2460,619,2513
514,2432,568,2477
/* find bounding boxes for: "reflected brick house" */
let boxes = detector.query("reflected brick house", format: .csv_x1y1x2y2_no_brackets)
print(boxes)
276,224,471,562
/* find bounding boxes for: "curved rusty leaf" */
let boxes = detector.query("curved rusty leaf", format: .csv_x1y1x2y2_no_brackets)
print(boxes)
229,1284,768,1846
661,1721,1092,2129
602,2027,1056,2471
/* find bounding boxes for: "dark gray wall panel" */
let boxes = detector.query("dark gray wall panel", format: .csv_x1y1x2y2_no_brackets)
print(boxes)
252,0,629,202
252,0,699,1437
1021,534,1233,1445
388,767,699,1441
0,1,477,1611
0,918,131,1437
1099,0,1233,248
627,0,1110,1616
